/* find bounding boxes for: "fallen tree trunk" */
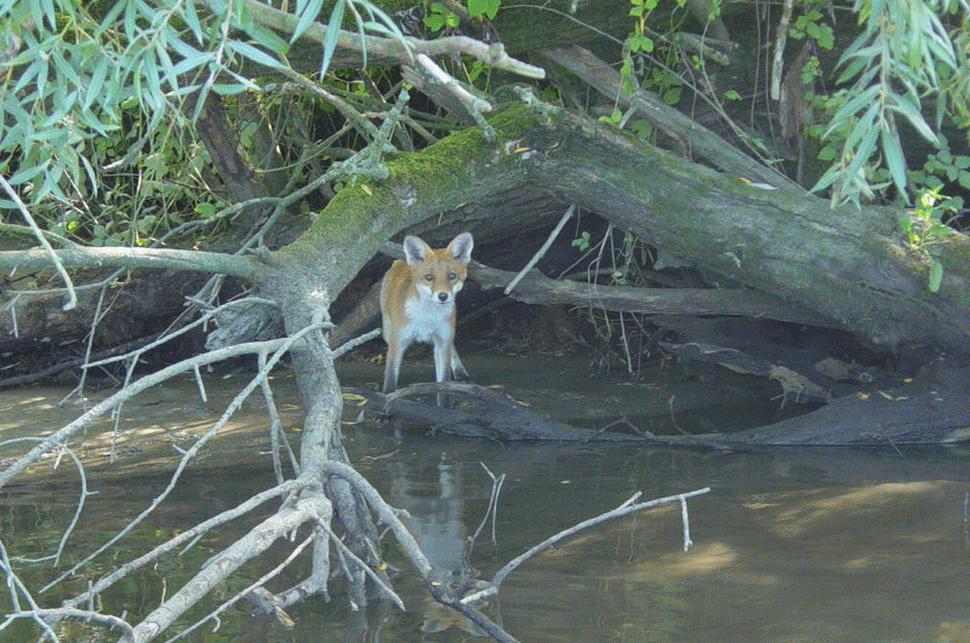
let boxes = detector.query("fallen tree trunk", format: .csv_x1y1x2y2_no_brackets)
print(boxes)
317,97,969,357
358,367,970,448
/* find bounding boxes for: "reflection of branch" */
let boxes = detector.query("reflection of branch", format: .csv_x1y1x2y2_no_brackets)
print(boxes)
182,531,316,638
321,460,519,642
0,438,88,566
64,479,307,611
128,494,330,641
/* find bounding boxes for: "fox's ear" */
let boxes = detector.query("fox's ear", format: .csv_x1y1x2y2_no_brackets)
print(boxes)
403,235,432,264
448,232,474,262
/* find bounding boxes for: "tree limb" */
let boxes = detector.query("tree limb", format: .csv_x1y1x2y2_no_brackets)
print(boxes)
540,44,800,191
243,0,545,79
0,246,258,280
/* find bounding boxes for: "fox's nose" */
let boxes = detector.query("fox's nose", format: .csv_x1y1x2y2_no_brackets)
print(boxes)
437,292,450,303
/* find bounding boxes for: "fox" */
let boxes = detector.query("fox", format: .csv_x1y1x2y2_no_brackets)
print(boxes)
380,232,474,401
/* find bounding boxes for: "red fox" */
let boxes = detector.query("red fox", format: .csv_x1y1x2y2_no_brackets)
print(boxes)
380,232,474,400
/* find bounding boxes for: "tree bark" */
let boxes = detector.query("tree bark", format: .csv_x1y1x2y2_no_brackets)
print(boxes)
521,105,970,355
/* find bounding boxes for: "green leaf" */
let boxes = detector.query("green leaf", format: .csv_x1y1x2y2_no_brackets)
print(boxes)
424,12,444,31
195,202,217,218
880,126,908,202
227,40,284,70
662,87,681,104
928,259,943,292
292,0,324,43
468,0,488,18
360,2,409,43
83,57,109,111
958,170,970,190
8,160,49,186
170,38,214,75
247,23,291,56
468,0,500,19
888,94,939,144
182,0,206,45
320,0,345,76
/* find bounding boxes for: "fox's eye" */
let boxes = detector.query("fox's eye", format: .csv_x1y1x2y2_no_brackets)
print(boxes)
423,274,434,281
447,272,457,280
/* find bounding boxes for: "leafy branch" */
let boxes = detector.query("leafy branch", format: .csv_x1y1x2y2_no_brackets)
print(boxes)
813,0,968,206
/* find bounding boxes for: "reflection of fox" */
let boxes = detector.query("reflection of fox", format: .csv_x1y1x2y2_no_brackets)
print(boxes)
379,232,474,400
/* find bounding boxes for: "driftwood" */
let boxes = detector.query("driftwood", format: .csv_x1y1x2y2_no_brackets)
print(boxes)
350,363,970,448
348,382,646,442
724,363,970,447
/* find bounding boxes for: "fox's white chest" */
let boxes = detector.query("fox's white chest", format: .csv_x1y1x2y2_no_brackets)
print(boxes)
400,295,454,345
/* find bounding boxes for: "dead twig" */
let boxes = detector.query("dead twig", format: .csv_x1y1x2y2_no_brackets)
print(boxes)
462,487,712,604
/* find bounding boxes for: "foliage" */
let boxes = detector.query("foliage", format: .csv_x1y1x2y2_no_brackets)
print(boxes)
610,0,969,208
788,6,834,50
812,0,970,207
424,2,460,32
900,187,957,291
620,0,688,106
0,0,410,246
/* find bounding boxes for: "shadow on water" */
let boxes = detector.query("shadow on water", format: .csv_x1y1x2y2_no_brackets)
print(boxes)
2,352,970,642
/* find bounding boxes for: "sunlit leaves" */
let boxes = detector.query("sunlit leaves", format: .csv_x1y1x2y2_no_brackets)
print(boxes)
468,0,500,20
320,0,345,75
813,0,965,207
0,0,301,209
790,9,834,50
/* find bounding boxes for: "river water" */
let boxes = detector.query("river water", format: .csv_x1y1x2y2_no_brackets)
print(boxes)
1,353,969,643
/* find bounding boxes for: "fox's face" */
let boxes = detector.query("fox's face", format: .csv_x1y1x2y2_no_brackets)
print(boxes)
403,233,473,306
410,253,467,305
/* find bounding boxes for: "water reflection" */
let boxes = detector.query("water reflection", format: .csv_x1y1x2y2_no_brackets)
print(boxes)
3,378,970,643
385,454,488,636
359,440,970,643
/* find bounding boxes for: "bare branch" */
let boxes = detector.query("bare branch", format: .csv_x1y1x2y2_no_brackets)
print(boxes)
505,203,576,294
0,246,258,280
0,175,78,310
0,322,326,489
168,531,318,642
125,495,331,642
243,0,545,79
463,487,712,604
40,326,325,593
63,479,309,611
0,438,89,567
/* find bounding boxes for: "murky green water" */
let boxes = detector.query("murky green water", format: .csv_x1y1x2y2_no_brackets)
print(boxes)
2,355,969,642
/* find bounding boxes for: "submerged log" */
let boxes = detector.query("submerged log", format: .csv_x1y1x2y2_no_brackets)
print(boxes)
358,365,970,448
349,383,645,442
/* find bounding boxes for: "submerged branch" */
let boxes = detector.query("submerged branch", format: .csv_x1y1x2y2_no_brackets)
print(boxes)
125,495,331,643
0,323,326,489
464,487,712,604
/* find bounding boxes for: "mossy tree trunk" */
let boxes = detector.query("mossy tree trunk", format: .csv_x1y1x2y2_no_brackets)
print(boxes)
280,99,969,359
